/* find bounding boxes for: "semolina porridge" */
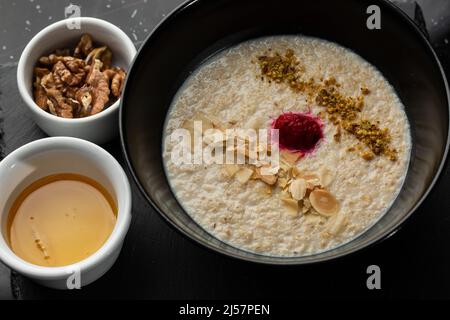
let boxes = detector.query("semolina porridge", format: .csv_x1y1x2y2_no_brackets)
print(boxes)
162,35,411,257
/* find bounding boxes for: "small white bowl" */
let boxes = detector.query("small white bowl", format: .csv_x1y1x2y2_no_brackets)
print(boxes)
17,17,137,144
0,137,132,289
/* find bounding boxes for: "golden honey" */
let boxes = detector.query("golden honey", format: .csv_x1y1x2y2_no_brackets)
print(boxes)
7,173,117,267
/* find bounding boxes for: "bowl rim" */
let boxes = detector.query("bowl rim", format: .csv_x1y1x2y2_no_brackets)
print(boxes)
0,137,132,279
119,0,450,265
17,16,136,125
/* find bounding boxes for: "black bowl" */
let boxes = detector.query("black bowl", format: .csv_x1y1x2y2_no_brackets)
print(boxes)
120,0,449,264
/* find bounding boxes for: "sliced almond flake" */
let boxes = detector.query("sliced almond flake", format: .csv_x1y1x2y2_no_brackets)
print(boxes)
281,150,302,165
255,166,278,185
281,198,299,217
280,191,290,200
302,172,321,188
325,212,348,235
305,182,316,190
279,160,291,173
224,164,240,177
303,198,311,209
254,159,270,167
319,166,334,187
309,189,339,217
257,183,273,196
235,167,254,184
302,172,319,181
280,163,292,175
291,166,301,178
304,214,323,224
301,203,310,214
289,178,307,200
277,177,289,189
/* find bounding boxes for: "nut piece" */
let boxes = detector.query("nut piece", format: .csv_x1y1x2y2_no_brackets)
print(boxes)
74,34,94,58
319,166,334,187
302,172,321,189
75,86,93,116
309,189,339,217
289,178,307,200
224,164,240,177
291,166,301,178
235,167,254,184
85,46,112,69
40,73,73,118
361,86,371,95
85,59,110,115
33,77,48,110
277,177,289,189
361,150,375,161
281,198,299,217
255,166,278,185
281,150,302,165
53,61,81,86
325,212,348,235
110,67,126,97
103,67,126,98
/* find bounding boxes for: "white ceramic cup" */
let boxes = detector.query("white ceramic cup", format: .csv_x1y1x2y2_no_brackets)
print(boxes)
17,17,137,144
0,137,132,289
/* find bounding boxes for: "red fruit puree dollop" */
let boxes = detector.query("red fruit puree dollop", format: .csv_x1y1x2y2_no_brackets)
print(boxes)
272,112,323,153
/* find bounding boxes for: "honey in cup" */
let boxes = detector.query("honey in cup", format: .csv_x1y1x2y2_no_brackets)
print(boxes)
7,173,117,267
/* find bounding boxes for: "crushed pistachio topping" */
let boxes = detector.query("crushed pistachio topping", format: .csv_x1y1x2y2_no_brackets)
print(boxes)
257,49,300,84
315,87,363,121
361,86,371,95
257,49,319,94
343,120,397,161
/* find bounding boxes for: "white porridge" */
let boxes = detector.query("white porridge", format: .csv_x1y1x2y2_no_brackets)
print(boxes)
163,35,411,257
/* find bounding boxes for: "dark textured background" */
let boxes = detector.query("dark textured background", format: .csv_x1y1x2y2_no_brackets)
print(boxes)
0,0,449,299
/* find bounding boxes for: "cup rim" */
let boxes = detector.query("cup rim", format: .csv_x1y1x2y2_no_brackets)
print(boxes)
17,16,137,125
0,137,132,279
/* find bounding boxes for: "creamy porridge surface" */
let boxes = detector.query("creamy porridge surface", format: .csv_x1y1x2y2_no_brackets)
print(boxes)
163,36,411,256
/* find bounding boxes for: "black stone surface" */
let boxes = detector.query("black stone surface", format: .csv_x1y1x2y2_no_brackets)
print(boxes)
0,0,449,299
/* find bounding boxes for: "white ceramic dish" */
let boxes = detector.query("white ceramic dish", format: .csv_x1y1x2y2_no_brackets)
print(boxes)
17,17,137,144
0,137,132,289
